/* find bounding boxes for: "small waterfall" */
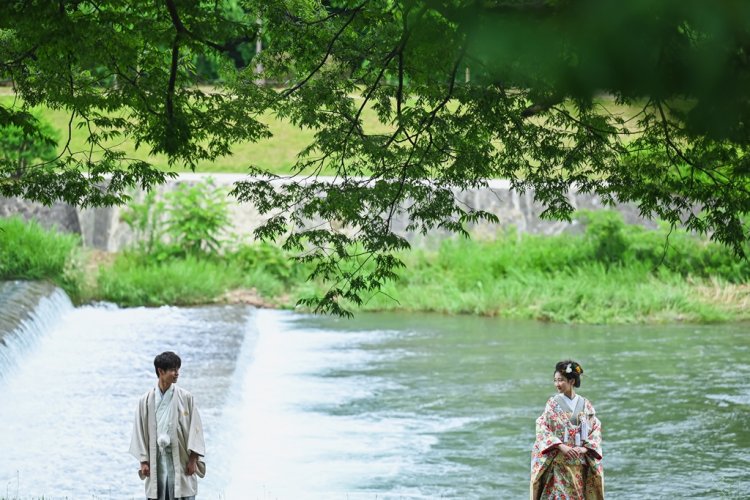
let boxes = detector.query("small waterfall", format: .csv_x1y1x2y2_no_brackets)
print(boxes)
0,281,73,381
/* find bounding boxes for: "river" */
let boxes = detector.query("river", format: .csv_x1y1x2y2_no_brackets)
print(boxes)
0,297,748,499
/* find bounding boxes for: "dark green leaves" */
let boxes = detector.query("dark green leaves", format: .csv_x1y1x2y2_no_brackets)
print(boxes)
4,0,750,314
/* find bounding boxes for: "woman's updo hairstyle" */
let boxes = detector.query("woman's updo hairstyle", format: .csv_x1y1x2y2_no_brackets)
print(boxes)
555,360,584,388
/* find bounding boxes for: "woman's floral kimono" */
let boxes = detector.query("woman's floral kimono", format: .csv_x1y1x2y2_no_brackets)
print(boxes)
530,395,604,500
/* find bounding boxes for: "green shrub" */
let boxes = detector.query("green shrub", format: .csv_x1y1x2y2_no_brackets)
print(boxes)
120,189,166,256
96,241,315,307
164,179,232,257
581,210,629,265
227,242,311,297
5,206,745,323
120,178,233,261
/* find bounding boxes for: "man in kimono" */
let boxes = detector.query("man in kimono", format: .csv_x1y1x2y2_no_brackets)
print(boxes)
130,351,206,500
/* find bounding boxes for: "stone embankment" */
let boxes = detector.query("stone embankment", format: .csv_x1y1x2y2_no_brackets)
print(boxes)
0,173,655,251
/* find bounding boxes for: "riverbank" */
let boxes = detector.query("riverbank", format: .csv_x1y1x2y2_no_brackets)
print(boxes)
2,213,749,324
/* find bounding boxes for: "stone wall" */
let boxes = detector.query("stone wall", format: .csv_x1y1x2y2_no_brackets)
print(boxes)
0,173,657,251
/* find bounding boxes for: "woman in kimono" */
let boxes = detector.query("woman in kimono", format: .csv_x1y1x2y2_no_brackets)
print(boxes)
530,360,604,500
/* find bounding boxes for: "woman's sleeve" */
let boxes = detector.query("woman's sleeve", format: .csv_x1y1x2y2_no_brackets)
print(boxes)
534,399,563,456
531,399,561,487
582,400,603,460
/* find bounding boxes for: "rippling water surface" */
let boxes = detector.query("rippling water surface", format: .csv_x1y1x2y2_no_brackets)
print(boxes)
0,302,748,499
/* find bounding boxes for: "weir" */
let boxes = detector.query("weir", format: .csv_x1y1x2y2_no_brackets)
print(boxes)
0,295,260,498
0,281,73,381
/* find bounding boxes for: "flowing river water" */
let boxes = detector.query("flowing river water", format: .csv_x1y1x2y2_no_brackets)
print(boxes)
0,286,748,499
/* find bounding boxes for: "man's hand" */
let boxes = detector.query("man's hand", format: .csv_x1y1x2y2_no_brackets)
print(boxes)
140,461,150,477
186,452,199,475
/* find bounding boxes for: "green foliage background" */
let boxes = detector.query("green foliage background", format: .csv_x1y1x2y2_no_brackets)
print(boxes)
4,1,750,314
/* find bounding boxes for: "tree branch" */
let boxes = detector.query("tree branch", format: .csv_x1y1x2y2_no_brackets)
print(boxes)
167,36,179,122
280,1,368,98
164,0,251,55
655,100,727,186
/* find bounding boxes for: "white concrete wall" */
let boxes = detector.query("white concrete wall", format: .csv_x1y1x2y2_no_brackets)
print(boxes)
0,173,658,251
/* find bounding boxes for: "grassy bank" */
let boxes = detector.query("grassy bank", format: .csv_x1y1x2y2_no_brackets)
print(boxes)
2,213,750,324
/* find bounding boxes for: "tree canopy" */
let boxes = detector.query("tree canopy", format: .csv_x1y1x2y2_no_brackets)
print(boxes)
2,0,750,313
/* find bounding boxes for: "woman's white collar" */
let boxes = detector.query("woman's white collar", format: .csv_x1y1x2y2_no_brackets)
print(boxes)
561,393,579,406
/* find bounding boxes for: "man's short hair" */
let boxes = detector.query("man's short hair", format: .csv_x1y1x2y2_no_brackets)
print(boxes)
154,351,181,376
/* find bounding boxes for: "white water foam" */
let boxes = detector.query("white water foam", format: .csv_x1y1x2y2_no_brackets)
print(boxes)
0,283,73,382
223,309,470,500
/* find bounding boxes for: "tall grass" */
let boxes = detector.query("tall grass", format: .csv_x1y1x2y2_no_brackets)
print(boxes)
366,256,729,323
353,212,750,323
0,217,83,301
